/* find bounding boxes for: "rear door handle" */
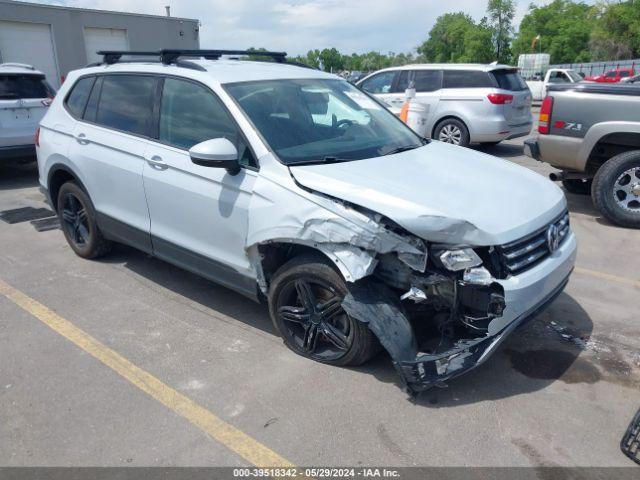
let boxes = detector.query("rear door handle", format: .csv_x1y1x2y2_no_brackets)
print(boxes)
147,155,168,170
75,133,89,145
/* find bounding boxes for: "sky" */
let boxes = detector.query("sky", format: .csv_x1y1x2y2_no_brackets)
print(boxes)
33,0,597,56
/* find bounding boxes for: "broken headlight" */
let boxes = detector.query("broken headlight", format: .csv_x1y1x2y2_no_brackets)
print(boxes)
437,248,482,271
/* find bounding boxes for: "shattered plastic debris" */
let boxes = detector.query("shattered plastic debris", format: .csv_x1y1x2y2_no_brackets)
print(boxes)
547,321,596,350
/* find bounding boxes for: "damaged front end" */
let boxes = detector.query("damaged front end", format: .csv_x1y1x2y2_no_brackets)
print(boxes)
341,248,511,395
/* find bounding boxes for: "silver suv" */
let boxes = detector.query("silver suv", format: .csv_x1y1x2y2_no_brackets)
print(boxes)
1,63,55,162
357,64,533,148
37,50,575,394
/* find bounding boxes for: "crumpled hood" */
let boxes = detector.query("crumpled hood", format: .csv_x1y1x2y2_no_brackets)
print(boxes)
289,141,566,246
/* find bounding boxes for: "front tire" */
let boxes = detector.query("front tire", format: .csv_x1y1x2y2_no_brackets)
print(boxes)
268,255,378,367
592,150,640,228
434,118,470,147
57,181,112,258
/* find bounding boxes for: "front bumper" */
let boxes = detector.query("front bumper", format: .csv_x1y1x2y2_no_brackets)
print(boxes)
400,232,577,392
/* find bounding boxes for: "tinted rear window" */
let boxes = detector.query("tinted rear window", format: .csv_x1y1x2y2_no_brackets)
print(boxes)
491,69,528,91
65,76,96,118
0,74,53,99
95,75,157,136
442,70,493,89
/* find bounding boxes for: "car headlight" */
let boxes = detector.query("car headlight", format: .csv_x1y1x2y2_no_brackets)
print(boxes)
438,248,482,271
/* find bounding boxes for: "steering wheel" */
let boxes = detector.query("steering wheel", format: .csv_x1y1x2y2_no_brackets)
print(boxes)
336,119,355,129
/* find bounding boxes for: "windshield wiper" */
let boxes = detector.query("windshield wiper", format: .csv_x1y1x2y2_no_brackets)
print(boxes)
289,156,354,166
380,143,424,156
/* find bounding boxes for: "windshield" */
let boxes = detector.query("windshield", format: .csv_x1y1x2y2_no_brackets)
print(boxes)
225,78,423,165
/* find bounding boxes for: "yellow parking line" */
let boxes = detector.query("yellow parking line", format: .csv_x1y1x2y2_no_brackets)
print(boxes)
0,278,294,468
574,267,640,289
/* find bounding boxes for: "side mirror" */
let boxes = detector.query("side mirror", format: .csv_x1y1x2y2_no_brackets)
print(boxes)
189,138,240,175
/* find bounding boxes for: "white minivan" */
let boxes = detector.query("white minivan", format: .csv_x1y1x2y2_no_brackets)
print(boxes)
37,50,575,393
357,64,533,147
0,63,54,162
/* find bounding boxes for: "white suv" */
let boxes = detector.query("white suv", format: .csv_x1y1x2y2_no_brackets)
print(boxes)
1,63,55,162
37,50,576,393
357,64,533,148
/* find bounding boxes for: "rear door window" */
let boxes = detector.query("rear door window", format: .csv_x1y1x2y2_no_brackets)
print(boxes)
396,70,442,92
95,75,158,137
442,70,493,89
0,74,54,100
65,76,96,118
490,69,528,91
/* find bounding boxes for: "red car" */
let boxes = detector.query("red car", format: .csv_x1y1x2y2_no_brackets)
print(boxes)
585,68,635,83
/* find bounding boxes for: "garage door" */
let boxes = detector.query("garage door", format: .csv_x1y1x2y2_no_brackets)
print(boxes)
84,28,129,65
0,21,60,89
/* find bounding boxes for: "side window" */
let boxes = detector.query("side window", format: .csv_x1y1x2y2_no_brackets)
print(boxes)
359,71,396,94
65,77,95,118
442,70,493,89
605,71,617,78
159,78,256,167
620,71,630,78
396,70,442,92
548,72,569,84
95,75,157,136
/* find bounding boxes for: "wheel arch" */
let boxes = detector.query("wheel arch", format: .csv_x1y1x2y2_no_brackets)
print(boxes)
585,131,640,175
431,115,469,139
47,164,88,212
255,241,377,292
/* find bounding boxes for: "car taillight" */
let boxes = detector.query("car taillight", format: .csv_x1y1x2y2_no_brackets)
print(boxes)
539,96,554,134
487,93,513,104
35,127,40,147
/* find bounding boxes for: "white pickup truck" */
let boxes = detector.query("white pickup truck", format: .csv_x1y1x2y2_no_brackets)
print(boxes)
526,69,583,101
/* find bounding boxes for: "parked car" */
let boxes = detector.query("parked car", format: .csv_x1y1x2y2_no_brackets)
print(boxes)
356,63,532,148
620,73,640,84
37,50,576,393
0,63,55,163
526,68,583,102
525,83,640,228
585,68,635,83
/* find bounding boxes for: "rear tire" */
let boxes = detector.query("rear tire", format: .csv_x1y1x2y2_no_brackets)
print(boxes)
434,118,470,148
57,181,112,258
562,178,592,195
268,254,379,367
591,150,640,228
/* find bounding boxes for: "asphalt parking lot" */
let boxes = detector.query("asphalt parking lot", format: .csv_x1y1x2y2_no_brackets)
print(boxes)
1,122,639,468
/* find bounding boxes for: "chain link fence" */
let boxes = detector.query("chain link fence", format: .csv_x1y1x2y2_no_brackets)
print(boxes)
551,59,639,76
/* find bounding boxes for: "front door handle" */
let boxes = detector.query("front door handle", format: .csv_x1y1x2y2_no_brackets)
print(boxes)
147,155,168,170
75,133,89,145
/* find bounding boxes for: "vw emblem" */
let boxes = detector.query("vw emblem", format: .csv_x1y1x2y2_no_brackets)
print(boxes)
546,224,560,252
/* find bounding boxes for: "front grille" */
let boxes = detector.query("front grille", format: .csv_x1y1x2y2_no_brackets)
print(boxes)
497,211,570,276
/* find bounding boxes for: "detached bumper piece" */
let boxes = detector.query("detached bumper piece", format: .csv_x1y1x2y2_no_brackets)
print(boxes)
621,408,640,465
343,274,569,396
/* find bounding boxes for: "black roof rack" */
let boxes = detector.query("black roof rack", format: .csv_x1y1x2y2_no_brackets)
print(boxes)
96,49,288,66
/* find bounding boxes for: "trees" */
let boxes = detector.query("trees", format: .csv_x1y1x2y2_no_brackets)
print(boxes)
487,0,515,63
590,0,640,60
417,13,478,63
511,0,596,64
